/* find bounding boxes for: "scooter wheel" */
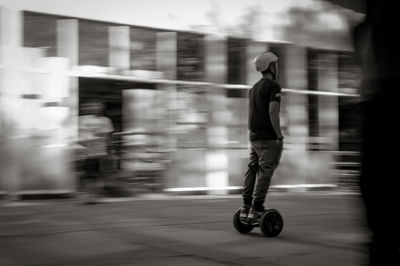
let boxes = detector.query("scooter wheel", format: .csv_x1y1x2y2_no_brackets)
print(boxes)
260,209,283,237
233,208,254,234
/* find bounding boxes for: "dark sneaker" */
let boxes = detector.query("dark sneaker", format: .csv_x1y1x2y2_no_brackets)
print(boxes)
239,205,251,219
248,207,266,224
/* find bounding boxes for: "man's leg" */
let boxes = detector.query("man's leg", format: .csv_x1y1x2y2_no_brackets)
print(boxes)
252,140,283,210
242,145,258,207
83,158,101,204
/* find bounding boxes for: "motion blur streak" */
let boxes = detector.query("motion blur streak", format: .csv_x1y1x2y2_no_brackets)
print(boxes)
0,1,370,265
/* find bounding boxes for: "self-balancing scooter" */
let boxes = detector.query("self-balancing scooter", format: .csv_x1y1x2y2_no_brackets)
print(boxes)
233,208,283,237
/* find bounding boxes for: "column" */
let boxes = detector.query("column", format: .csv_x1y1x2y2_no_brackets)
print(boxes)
285,45,309,138
316,51,339,185
57,19,79,67
57,19,79,138
0,8,23,200
282,45,310,185
57,19,79,192
156,31,177,148
205,34,229,195
155,32,180,189
108,26,130,71
317,52,339,151
205,34,227,84
156,32,177,80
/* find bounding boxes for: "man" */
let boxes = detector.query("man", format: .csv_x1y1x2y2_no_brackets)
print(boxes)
240,51,284,223
78,100,114,204
353,0,400,265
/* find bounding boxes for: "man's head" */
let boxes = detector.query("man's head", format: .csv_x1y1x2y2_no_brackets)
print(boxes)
253,51,279,80
81,100,105,115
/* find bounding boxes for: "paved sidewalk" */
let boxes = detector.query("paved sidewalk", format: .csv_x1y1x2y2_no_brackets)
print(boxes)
0,192,369,266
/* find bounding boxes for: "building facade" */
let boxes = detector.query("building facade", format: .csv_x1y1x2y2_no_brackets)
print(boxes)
0,7,360,196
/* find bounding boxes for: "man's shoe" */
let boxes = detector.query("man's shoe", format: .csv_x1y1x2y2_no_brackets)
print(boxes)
239,205,251,219
248,207,266,224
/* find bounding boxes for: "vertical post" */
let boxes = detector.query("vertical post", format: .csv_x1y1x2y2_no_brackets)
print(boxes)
156,31,177,145
0,8,23,200
0,7,22,47
57,19,79,67
283,45,310,184
205,34,229,195
109,26,130,71
156,32,178,189
205,34,227,84
285,45,309,138
156,32,177,80
316,51,339,184
57,19,79,139
57,19,79,191
317,52,339,151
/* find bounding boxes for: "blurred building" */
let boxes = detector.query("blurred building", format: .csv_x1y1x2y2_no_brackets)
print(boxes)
0,2,361,197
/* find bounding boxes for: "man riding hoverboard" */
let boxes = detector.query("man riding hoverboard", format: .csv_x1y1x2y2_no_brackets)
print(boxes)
233,51,284,237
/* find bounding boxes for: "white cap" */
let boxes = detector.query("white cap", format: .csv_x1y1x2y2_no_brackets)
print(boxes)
253,52,278,72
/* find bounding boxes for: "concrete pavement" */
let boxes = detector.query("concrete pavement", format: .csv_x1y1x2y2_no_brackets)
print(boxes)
0,192,369,266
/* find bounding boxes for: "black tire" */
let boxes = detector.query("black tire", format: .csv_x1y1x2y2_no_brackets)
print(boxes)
260,209,283,237
233,209,254,234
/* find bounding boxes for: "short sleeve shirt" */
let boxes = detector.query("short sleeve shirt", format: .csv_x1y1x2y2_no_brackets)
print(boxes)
79,115,114,157
248,77,281,140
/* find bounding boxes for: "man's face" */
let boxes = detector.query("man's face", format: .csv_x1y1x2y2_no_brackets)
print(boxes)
271,62,279,80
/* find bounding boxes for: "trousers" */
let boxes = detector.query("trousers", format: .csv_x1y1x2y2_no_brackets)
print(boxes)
242,139,283,208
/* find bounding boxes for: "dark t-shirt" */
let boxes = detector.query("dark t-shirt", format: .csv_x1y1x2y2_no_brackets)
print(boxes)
248,77,282,140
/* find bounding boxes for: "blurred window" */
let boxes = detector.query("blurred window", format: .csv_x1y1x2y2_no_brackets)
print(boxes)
177,32,205,81
79,20,110,66
130,26,158,71
23,11,58,57
227,37,247,84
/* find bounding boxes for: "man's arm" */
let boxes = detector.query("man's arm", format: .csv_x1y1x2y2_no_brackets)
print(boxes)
269,101,283,139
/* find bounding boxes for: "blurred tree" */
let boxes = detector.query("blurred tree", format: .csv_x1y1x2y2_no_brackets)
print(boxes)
279,2,357,49
234,5,263,38
194,3,263,39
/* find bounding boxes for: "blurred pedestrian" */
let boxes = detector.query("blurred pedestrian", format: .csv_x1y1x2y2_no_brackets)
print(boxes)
240,51,284,223
353,0,400,265
78,100,114,204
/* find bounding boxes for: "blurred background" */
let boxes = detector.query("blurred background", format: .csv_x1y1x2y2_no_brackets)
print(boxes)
0,0,365,199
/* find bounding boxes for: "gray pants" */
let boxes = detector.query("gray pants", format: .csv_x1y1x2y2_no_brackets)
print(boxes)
242,139,283,209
